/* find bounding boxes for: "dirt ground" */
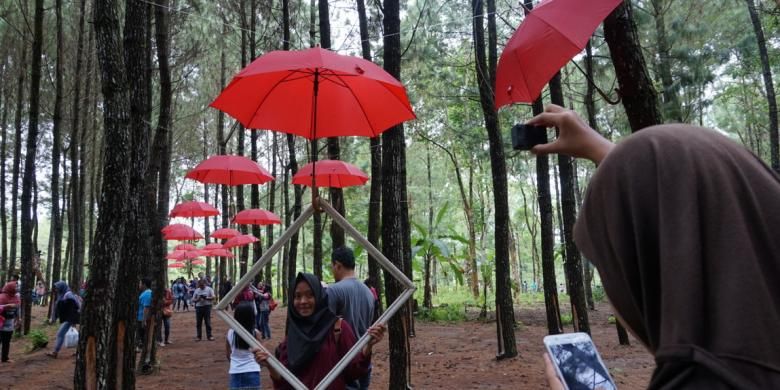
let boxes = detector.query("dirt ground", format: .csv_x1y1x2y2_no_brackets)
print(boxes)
0,301,653,389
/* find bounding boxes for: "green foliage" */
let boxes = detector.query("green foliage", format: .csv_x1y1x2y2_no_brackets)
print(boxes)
560,313,573,326
592,285,606,303
27,329,48,351
416,303,467,322
607,315,617,325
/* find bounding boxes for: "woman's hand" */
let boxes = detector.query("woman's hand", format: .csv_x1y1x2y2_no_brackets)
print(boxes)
543,353,565,390
526,104,615,164
366,323,386,347
252,348,271,368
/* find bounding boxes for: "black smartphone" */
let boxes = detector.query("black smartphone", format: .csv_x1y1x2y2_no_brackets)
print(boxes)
511,123,547,150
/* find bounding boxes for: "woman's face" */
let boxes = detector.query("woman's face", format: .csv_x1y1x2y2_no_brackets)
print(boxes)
293,281,315,317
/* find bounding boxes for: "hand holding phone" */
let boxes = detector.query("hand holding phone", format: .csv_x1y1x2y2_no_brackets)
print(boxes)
543,332,616,390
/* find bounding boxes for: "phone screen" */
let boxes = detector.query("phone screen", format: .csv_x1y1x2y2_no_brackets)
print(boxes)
548,340,616,390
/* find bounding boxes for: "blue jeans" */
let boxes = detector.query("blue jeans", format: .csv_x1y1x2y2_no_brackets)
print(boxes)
53,322,72,353
229,371,260,390
257,310,271,339
347,365,372,390
157,316,170,343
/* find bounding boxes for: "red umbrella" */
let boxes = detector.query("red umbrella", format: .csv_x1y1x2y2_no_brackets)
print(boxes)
162,223,190,234
232,209,282,225
210,47,416,140
292,160,369,188
223,234,259,249
201,243,224,250
211,228,241,239
495,0,622,108
185,155,274,186
165,250,201,261
170,201,220,218
174,243,197,251
204,248,235,258
162,225,203,241
168,262,185,268
191,259,206,266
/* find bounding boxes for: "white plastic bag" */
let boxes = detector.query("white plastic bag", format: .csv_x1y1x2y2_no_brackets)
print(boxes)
65,327,79,348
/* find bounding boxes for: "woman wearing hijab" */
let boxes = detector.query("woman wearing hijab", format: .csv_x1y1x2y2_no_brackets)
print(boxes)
529,105,780,389
0,282,20,363
46,283,82,358
254,273,386,389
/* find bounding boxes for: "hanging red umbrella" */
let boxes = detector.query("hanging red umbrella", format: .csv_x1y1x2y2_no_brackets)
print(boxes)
170,201,220,218
232,209,282,225
211,228,241,239
210,47,416,140
191,259,206,266
162,223,190,234
168,262,185,268
174,243,197,251
495,0,622,108
162,225,204,241
223,234,259,249
292,160,369,188
165,250,202,261
203,248,235,258
202,243,224,250
185,155,274,186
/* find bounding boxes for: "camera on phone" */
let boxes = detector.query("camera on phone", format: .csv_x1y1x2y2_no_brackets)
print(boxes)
511,124,547,151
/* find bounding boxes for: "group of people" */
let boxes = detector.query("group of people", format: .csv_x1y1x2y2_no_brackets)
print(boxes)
223,245,384,390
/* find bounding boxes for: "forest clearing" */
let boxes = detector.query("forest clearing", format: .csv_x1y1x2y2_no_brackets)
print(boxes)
0,0,778,388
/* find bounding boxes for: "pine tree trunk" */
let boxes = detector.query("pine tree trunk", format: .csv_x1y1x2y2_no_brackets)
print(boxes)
69,0,87,289
249,0,264,283
1,54,11,284
20,0,45,335
49,0,64,295
473,0,516,358
382,0,412,385
10,22,28,279
583,42,598,311
604,1,662,132
651,0,683,122
423,146,433,310
74,0,133,385
218,43,229,293
265,133,276,285
286,134,302,291
237,0,248,277
745,0,779,171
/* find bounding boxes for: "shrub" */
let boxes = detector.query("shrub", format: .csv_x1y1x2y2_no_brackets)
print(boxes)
592,285,606,302
416,303,467,322
27,329,48,351
561,313,573,326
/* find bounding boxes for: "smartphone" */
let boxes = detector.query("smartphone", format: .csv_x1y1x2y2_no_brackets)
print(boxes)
543,332,617,390
511,123,547,150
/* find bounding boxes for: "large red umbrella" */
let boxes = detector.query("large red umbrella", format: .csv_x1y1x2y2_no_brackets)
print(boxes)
174,243,198,251
191,259,206,266
292,160,369,188
495,0,622,108
170,201,220,218
211,228,241,239
232,209,282,225
168,262,185,269
210,47,416,140
223,234,259,249
165,250,201,261
162,225,203,241
185,155,274,186
201,243,224,250
204,248,235,258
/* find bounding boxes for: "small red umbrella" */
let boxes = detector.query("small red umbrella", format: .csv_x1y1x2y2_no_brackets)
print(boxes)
191,259,206,266
223,234,259,249
165,250,201,261
174,243,197,251
204,248,235,258
292,160,369,188
162,223,190,234
170,201,220,218
495,0,622,108
211,228,241,239
185,155,274,186
162,225,204,241
201,243,224,250
168,262,185,268
232,209,282,225
210,47,416,140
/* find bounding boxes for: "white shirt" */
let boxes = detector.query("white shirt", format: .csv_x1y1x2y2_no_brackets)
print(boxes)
226,329,261,374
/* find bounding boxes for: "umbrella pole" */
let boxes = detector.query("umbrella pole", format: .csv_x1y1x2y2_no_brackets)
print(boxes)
311,69,321,211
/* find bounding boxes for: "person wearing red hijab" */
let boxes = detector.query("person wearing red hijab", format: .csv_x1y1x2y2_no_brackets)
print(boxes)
0,282,20,363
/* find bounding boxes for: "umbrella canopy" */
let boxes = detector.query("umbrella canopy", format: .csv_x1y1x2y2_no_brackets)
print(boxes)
185,155,274,186
211,228,241,239
162,225,203,241
210,47,416,140
191,259,206,266
232,209,282,225
292,159,369,188
202,243,224,250
165,250,201,261
495,0,622,108
203,248,235,258
168,262,185,268
223,234,259,249
170,201,220,218
162,223,190,234
174,243,198,251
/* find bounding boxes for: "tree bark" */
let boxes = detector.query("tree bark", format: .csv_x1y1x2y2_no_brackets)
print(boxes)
69,0,87,289
651,0,683,122
74,0,133,386
249,0,264,283
745,0,779,171
583,42,598,311
218,39,229,293
382,0,413,385
49,0,65,296
237,0,248,277
423,146,433,309
20,0,45,335
549,74,590,334
472,0,517,358
604,0,662,132
9,15,28,279
0,56,9,285
265,133,276,285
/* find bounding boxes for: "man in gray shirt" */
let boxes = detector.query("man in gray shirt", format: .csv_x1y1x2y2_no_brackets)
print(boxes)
327,246,376,389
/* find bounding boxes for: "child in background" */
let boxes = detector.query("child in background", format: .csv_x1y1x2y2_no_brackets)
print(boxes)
225,302,262,390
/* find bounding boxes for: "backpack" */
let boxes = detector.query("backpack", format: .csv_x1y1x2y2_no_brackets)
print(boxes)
269,297,278,311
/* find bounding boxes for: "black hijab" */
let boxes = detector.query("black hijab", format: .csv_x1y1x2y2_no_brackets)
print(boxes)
285,272,338,373
575,125,780,389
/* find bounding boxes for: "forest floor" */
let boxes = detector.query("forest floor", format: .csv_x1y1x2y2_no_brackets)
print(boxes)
0,301,653,389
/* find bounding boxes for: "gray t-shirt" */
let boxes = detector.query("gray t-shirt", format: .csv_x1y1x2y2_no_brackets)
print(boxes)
327,278,375,338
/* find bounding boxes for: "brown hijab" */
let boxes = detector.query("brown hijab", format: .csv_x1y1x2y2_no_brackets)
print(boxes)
575,125,780,389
